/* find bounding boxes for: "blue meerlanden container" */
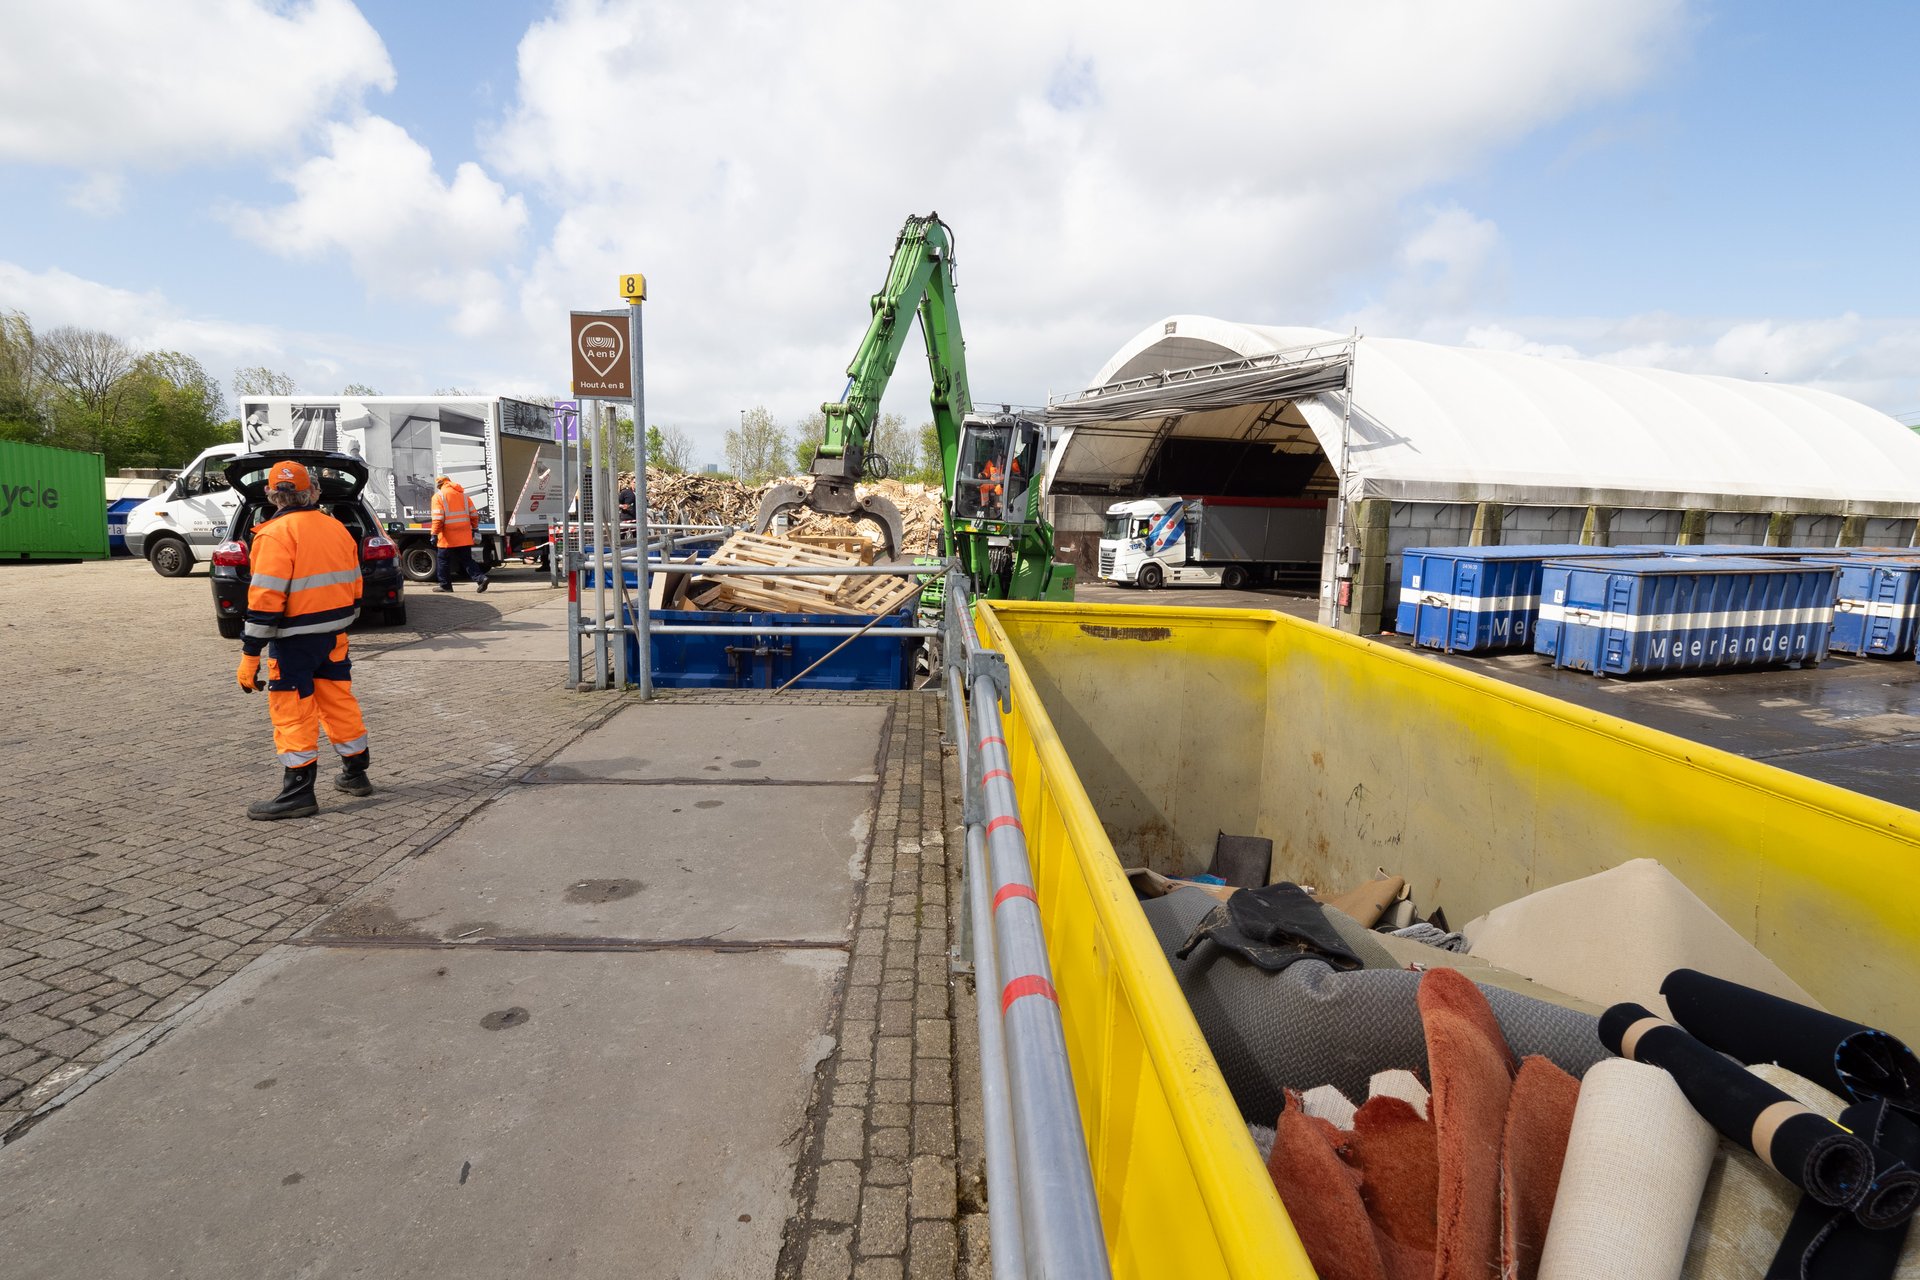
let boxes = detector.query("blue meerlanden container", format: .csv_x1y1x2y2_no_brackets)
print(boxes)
1798,555,1920,657
1395,544,1649,653
1536,555,1838,676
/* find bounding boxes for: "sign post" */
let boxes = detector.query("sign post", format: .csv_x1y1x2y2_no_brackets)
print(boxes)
569,311,632,400
620,274,652,699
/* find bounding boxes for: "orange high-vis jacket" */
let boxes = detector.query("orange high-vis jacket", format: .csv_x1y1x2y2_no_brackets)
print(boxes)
243,508,362,654
432,482,477,548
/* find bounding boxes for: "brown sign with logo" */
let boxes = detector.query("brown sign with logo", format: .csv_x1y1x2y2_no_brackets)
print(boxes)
570,311,631,399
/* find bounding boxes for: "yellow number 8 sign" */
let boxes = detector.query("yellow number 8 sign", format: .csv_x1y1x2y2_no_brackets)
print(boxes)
618,272,647,301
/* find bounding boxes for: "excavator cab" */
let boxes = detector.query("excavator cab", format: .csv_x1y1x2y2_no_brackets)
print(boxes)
951,413,1041,527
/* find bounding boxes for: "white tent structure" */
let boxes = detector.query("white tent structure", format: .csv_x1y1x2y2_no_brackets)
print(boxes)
1046,317,1920,630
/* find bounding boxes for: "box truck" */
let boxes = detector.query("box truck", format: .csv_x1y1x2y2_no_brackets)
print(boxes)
126,395,563,579
1097,495,1324,589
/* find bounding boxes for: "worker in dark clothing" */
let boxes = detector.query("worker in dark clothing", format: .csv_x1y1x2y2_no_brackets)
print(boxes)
431,474,489,592
237,458,372,820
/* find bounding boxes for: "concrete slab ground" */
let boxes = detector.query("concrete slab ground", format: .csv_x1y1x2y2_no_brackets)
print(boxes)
379,599,571,662
308,782,870,945
538,702,889,784
0,944,842,1280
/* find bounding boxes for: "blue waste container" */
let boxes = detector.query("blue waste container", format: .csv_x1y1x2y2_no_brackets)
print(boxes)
107,496,145,555
1535,556,1837,675
1799,555,1920,657
627,607,918,690
1395,544,1647,653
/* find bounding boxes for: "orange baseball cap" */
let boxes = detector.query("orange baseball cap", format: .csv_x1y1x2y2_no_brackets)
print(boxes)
267,459,312,493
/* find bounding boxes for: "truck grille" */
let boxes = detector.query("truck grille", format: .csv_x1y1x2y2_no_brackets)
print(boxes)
1098,550,1115,578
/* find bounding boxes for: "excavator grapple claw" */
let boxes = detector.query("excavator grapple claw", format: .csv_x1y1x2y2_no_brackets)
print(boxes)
753,480,906,562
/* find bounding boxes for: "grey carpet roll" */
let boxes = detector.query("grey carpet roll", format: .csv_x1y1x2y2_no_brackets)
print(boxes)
1143,888,1609,1119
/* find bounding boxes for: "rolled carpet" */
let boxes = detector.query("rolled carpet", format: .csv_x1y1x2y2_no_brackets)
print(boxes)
1539,1058,1719,1279
1768,1099,1920,1279
1683,1063,1850,1280
1143,888,1607,1116
1601,1003,1875,1211
1662,968,1920,1117
1266,1091,1389,1280
1501,1055,1582,1280
1421,967,1516,1280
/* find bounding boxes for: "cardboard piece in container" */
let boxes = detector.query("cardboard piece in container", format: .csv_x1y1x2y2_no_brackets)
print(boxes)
1125,867,1237,904
1319,873,1409,928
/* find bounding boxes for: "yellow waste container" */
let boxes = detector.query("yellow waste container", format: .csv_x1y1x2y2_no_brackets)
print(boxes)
975,599,1920,1280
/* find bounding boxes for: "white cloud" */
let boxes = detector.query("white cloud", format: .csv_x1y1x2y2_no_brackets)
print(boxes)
229,117,528,336
470,0,1686,451
0,260,431,398
63,173,126,217
0,1,394,169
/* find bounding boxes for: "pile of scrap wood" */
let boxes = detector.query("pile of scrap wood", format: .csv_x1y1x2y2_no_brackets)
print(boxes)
653,531,921,617
632,470,945,553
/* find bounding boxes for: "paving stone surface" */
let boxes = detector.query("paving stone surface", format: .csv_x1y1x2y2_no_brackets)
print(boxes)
0,561,606,1125
0,558,991,1278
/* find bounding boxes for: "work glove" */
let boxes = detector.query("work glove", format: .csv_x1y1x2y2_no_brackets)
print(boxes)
237,653,262,693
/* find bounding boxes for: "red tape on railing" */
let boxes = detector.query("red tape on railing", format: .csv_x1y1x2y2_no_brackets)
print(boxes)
985,815,1024,838
992,883,1037,911
1001,974,1060,1014
982,768,1012,784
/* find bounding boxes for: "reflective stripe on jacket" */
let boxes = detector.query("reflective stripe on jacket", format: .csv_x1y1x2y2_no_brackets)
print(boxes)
432,484,477,548
243,509,362,653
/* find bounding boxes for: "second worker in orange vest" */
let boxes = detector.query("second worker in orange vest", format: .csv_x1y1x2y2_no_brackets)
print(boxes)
235,458,373,820
430,475,489,593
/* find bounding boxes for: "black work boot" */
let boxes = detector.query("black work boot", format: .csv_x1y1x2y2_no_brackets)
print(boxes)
247,763,319,821
475,575,489,593
335,749,373,796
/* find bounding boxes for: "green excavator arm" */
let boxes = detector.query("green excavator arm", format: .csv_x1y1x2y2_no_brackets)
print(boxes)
756,212,1074,602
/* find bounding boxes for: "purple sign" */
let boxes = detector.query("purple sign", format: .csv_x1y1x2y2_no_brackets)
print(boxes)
553,399,579,442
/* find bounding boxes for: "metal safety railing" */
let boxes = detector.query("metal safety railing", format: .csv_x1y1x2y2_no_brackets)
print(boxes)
943,586,1111,1280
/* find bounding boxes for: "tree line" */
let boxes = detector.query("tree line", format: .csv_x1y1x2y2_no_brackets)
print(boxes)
0,310,248,472
721,406,942,486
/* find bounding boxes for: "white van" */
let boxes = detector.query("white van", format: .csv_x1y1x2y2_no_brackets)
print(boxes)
124,442,248,577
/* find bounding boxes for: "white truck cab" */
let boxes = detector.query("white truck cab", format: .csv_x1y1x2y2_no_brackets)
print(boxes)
124,442,248,577
1098,497,1236,589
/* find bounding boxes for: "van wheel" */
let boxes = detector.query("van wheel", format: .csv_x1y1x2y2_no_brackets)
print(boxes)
1220,565,1248,589
148,536,192,578
1138,563,1164,590
216,616,243,639
385,604,409,627
400,545,438,583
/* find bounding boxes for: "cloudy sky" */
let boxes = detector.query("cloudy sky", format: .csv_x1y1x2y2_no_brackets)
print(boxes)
2,0,1916,466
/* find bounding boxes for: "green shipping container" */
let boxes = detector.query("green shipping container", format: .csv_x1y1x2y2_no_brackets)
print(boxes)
0,440,109,560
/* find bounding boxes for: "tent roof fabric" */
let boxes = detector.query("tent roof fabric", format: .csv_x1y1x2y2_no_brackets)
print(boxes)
1048,317,1920,514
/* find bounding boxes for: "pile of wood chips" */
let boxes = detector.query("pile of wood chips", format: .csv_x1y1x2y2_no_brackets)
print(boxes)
656,531,921,618
635,469,945,554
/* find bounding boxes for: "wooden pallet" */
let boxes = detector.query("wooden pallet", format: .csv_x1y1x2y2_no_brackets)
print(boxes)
789,533,876,564
688,531,916,617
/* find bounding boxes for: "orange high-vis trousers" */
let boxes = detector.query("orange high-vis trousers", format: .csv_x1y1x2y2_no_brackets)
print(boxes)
265,634,368,768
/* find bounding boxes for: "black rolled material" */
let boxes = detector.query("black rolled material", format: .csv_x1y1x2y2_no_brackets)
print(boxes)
1767,1100,1920,1280
1661,968,1920,1115
1600,1003,1875,1209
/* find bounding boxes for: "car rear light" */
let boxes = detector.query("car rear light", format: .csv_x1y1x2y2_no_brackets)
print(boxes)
363,534,398,561
212,540,249,568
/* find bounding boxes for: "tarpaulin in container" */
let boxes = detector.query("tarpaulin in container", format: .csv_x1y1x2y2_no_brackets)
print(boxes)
1537,556,1837,675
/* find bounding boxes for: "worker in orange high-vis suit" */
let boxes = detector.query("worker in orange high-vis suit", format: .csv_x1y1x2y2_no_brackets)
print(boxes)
236,459,372,820
430,475,488,593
